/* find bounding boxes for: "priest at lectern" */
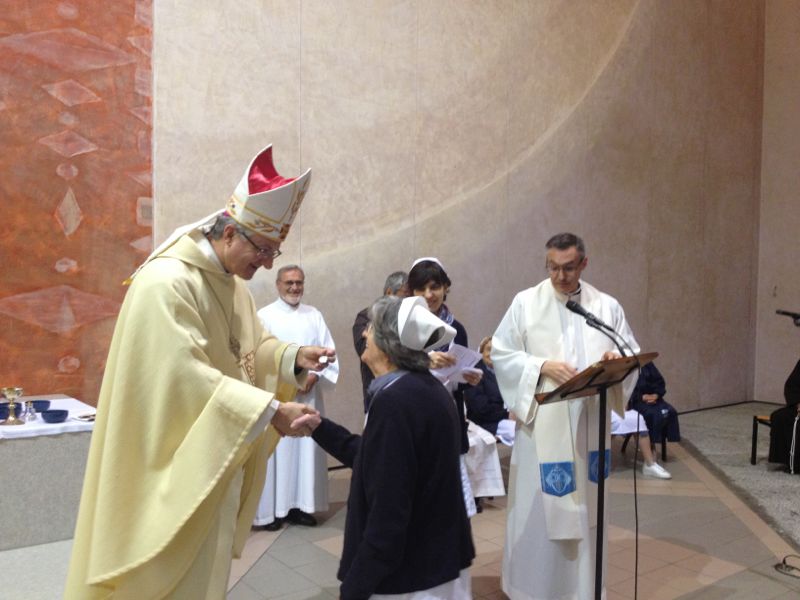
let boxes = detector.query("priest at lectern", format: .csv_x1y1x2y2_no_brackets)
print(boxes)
491,232,641,600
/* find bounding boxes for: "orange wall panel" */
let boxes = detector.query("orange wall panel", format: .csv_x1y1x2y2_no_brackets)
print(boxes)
0,1,152,404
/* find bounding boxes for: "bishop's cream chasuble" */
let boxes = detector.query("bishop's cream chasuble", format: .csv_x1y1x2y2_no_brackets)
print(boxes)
65,231,303,599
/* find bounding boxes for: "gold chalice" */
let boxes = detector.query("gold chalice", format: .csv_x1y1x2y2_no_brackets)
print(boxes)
0,386,25,426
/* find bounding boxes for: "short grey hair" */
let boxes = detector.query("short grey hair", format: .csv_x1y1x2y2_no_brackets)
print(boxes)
369,296,431,373
276,264,304,281
206,214,244,240
383,271,408,295
545,232,586,260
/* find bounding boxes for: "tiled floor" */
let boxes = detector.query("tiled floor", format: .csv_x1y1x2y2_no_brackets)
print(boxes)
4,439,800,599
227,441,800,600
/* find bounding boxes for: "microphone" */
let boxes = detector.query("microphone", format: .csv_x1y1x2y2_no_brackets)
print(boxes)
565,299,630,357
566,300,605,327
776,309,800,327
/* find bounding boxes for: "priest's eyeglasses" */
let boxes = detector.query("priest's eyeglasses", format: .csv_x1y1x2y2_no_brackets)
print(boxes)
239,231,282,259
545,261,580,275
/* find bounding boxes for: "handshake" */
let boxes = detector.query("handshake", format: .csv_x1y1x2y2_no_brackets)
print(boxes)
270,401,322,437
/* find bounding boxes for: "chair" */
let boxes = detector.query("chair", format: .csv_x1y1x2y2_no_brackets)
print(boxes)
750,415,772,465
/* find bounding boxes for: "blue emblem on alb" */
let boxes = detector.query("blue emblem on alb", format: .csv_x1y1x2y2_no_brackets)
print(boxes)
540,461,576,497
588,449,611,483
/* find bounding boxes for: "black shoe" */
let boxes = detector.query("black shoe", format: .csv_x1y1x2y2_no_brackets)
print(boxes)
474,498,483,513
261,518,284,532
287,508,317,527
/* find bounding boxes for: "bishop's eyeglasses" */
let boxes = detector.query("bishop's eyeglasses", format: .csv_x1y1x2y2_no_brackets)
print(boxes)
239,230,282,259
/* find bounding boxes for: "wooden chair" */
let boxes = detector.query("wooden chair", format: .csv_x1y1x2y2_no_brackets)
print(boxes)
750,415,772,465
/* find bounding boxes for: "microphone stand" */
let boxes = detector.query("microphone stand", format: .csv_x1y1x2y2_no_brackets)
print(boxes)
576,315,642,600
585,319,628,358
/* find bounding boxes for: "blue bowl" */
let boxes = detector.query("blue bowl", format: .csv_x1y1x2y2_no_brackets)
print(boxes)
31,400,51,412
0,404,24,421
41,409,68,424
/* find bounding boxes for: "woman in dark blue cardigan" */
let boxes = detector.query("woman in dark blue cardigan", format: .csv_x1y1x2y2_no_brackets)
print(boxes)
294,296,475,599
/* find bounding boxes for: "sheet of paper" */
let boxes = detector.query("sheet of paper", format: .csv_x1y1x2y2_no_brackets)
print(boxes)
430,344,482,384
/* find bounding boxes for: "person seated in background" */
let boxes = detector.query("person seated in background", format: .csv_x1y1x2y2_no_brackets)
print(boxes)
628,362,681,450
611,409,672,479
465,337,510,436
768,359,800,474
462,337,510,513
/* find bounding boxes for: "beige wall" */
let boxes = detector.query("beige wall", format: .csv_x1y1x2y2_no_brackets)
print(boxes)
154,1,765,432
755,1,800,403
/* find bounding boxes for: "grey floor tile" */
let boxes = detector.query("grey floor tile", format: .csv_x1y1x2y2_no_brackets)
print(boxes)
704,532,776,567
750,557,800,592
688,515,756,548
677,568,796,600
270,540,340,569
268,529,318,551
271,587,337,600
0,539,71,600
228,580,268,600
292,554,341,587
289,523,347,543
238,554,318,598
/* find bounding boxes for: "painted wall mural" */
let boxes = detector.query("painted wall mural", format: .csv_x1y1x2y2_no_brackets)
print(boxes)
0,1,152,404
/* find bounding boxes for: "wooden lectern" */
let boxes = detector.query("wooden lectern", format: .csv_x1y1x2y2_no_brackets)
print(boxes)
534,351,658,600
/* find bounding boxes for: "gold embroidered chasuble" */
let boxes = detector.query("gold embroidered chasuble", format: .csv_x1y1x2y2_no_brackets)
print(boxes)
65,231,301,599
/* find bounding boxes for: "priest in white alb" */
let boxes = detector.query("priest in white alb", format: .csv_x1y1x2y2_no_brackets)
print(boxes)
491,232,640,600
254,264,339,530
65,146,336,600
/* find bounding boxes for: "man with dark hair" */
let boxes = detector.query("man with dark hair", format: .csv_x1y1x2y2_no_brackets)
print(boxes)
352,270,408,411
492,232,640,599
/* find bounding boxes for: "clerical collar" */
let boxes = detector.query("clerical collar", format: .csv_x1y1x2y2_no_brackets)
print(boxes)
197,234,229,275
553,282,582,302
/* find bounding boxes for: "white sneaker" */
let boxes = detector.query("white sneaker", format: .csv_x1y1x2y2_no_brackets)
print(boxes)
642,462,672,479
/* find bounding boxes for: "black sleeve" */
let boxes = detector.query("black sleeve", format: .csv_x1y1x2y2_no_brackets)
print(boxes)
630,362,666,407
340,394,418,599
453,319,468,348
646,363,667,398
312,418,361,468
353,309,369,358
785,359,800,407
465,365,509,425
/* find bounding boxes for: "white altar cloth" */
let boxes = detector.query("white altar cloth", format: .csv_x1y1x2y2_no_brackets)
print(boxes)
0,395,95,439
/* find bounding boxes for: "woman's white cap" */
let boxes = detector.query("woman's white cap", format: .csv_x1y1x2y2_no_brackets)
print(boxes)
397,296,456,352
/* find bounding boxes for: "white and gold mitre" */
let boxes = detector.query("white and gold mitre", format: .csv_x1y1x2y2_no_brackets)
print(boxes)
226,145,311,242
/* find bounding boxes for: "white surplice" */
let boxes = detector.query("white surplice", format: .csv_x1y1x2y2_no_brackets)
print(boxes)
254,298,339,525
491,279,639,600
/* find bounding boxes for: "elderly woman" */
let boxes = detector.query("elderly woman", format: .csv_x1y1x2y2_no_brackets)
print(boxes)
294,296,475,599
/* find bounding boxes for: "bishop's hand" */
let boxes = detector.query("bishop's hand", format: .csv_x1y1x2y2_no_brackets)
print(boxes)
296,346,336,372
271,402,318,437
